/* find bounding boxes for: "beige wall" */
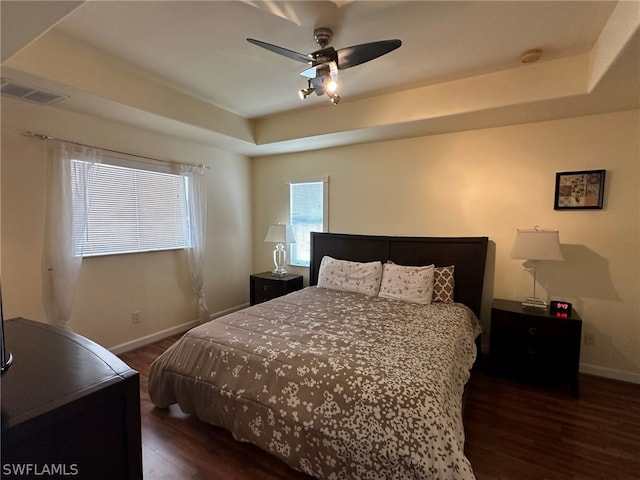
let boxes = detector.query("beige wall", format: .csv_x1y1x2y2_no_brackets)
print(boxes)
253,110,640,382
2,96,638,381
1,98,252,351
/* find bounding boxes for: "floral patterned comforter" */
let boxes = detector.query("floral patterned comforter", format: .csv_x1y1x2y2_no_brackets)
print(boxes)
149,287,482,479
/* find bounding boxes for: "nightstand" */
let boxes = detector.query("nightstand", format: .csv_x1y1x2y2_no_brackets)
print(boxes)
489,299,582,397
250,272,303,305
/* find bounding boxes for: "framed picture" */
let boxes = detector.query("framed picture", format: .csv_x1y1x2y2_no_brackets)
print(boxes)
554,169,606,210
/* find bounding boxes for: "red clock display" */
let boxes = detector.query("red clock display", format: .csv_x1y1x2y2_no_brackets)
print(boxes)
550,300,572,317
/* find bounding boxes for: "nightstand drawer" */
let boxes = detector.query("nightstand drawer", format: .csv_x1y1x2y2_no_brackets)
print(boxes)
253,278,287,302
250,272,303,305
492,313,576,342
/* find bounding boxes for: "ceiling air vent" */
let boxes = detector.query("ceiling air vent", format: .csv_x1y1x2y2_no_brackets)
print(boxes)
1,78,68,105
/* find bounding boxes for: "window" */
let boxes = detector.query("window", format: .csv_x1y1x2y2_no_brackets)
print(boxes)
289,177,328,267
72,159,190,257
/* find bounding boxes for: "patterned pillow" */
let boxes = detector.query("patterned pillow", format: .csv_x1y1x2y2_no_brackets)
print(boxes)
433,265,455,303
317,256,383,297
378,262,435,304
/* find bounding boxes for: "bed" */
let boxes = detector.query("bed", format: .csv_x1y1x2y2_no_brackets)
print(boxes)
149,232,488,479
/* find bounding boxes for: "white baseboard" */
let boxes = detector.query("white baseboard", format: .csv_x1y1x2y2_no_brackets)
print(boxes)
109,303,249,355
579,363,640,385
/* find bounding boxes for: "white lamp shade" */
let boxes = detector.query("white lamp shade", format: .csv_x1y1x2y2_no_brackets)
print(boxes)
510,228,563,261
264,224,296,244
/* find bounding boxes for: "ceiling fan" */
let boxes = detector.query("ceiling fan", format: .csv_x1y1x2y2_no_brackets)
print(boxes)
247,28,401,104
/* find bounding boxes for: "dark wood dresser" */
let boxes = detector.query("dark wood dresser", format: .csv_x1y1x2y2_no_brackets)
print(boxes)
250,272,303,305
1,318,142,479
489,299,582,397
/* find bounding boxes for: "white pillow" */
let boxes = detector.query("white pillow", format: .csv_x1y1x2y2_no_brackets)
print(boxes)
317,256,383,297
378,262,435,304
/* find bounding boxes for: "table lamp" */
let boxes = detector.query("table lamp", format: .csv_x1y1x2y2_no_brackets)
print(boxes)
510,226,563,309
264,224,296,276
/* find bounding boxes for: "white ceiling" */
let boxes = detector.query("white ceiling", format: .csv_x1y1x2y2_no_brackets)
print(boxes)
1,1,639,156
50,0,617,117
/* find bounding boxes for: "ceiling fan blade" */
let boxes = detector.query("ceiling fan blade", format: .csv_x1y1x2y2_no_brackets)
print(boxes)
300,65,320,79
329,61,338,81
300,61,337,79
336,39,402,70
247,38,312,64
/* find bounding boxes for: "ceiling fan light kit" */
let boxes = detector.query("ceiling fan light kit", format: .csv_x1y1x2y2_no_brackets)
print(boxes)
298,86,314,100
247,27,401,105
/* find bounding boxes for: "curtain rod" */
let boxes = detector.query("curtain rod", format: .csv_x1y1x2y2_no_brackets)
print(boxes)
21,131,209,170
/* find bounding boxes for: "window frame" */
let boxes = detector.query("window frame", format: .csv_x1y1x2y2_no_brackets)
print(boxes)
288,176,329,268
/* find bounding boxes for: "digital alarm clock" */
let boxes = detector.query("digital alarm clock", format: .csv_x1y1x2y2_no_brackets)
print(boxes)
550,300,572,317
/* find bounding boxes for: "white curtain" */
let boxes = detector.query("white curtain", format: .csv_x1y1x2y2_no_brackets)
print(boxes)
181,164,209,322
43,141,100,329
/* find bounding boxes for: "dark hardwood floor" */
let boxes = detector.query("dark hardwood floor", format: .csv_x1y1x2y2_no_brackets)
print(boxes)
120,336,640,480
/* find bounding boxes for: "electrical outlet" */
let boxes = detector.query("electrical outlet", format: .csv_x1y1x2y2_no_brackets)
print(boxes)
131,311,141,324
584,332,595,346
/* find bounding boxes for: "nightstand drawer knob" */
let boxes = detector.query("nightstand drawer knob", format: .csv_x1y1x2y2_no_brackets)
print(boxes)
529,327,537,336
528,346,536,355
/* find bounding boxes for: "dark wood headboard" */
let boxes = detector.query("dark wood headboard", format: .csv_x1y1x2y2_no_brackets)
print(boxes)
309,232,489,317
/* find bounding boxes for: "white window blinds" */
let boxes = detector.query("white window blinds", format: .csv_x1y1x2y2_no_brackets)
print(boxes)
289,178,328,267
72,160,190,257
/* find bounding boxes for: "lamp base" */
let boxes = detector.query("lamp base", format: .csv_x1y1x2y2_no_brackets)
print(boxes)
272,243,287,277
271,267,288,277
522,297,547,309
